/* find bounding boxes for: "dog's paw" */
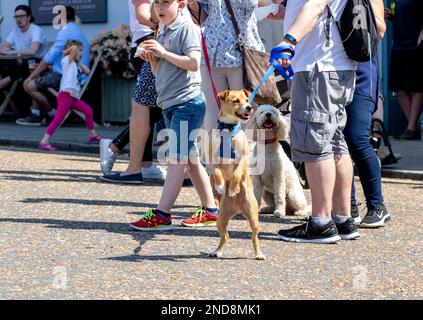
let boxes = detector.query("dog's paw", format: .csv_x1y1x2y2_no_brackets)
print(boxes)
215,183,225,195
208,251,222,258
228,185,240,197
274,209,286,219
260,206,275,214
255,254,266,261
228,189,238,198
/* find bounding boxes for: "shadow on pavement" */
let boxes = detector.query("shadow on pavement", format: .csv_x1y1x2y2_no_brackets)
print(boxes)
0,217,282,262
20,198,196,210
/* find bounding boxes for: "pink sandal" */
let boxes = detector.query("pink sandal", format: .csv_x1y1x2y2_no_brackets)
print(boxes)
39,142,58,151
88,135,102,143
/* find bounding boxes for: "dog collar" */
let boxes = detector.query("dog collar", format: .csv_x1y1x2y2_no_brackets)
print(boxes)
265,138,278,145
217,121,242,159
217,121,242,134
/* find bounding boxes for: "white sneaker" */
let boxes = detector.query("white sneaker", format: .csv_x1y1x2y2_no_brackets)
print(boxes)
142,164,167,182
100,139,116,175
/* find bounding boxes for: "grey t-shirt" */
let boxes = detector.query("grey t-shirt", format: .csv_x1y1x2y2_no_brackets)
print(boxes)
155,15,202,109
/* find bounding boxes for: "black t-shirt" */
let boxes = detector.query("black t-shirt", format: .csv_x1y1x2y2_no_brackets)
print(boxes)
392,0,423,49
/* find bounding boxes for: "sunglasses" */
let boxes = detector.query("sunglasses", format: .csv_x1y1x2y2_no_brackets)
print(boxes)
13,14,28,19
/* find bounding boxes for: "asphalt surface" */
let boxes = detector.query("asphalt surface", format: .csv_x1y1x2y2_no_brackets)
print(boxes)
0,147,422,299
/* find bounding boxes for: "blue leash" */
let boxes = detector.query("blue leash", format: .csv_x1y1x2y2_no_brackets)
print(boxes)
248,44,295,104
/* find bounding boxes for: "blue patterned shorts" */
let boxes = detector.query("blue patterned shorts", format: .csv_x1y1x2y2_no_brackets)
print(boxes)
132,62,158,108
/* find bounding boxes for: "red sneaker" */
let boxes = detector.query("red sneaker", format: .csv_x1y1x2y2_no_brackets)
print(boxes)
181,206,219,227
129,209,174,231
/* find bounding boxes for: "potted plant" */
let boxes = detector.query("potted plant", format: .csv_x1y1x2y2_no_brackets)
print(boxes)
91,24,137,123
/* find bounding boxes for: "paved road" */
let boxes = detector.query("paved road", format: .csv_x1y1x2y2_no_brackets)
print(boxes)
0,147,422,299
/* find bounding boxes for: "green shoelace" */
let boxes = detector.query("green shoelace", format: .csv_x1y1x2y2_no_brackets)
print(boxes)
191,206,205,218
141,209,155,220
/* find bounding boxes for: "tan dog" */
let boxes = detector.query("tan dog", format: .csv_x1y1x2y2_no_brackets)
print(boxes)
208,89,265,261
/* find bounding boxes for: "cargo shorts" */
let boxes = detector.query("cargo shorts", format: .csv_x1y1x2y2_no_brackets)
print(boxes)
290,66,356,162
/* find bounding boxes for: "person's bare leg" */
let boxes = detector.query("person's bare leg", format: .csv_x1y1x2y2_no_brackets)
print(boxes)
24,80,52,111
188,157,216,208
157,162,186,213
121,101,150,176
396,90,412,122
305,159,336,218
407,92,423,131
332,154,353,216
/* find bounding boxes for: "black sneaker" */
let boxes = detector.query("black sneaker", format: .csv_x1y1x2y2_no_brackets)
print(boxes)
351,202,361,225
16,113,43,126
360,203,390,228
397,129,421,140
335,217,360,240
277,218,341,244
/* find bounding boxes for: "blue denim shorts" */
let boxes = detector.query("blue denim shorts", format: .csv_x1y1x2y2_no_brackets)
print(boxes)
161,93,206,162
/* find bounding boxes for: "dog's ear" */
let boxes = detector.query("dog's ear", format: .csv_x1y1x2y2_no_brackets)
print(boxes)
218,90,230,102
246,111,258,141
276,115,289,141
242,88,252,100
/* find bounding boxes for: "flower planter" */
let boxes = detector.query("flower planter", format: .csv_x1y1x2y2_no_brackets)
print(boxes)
101,76,136,123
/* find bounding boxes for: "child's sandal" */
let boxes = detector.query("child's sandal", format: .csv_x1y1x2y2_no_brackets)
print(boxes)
39,142,58,151
88,135,102,143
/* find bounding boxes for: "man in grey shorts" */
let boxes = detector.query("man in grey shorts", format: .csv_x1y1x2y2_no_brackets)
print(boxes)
275,0,360,243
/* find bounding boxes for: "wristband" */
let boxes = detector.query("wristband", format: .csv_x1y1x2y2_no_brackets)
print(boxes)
283,33,297,45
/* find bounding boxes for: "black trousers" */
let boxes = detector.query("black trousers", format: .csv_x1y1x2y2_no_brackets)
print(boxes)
112,107,163,162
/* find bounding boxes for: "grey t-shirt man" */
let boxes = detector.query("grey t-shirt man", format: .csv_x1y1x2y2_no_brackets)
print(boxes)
155,15,202,109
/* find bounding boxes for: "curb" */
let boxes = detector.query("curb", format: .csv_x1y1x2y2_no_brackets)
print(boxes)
381,169,423,181
0,138,100,154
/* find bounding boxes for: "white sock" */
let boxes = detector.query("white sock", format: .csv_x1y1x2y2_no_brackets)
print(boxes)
332,214,350,224
311,216,332,226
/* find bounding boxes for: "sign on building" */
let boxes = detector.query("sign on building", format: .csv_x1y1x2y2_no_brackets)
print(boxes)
29,0,108,25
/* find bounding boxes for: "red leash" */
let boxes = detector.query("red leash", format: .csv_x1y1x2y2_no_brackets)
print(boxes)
201,29,221,110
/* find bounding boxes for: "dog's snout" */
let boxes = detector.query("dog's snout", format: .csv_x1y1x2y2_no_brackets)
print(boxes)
266,112,272,118
246,105,253,112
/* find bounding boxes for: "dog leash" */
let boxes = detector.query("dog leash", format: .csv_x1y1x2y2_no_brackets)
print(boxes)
248,44,295,105
201,30,222,110
189,3,222,111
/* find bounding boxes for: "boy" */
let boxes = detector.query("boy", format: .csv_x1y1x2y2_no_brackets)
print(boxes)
130,0,219,230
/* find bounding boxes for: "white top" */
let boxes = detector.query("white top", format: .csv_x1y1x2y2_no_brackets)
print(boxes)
128,0,155,47
60,56,82,97
6,23,48,58
284,0,356,72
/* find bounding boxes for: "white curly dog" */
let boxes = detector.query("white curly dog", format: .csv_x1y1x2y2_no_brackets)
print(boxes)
249,104,310,218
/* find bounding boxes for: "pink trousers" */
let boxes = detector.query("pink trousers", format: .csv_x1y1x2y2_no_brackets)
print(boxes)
46,92,95,136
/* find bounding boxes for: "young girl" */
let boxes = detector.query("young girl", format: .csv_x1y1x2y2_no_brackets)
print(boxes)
39,40,100,151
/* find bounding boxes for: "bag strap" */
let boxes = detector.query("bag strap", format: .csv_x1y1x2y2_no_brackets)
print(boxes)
188,4,222,110
223,0,244,51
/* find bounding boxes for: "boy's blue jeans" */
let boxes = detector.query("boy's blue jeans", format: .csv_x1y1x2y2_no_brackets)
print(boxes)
162,93,206,162
344,93,384,207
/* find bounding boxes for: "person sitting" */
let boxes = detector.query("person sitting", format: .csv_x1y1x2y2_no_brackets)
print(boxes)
0,5,47,90
17,6,90,126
